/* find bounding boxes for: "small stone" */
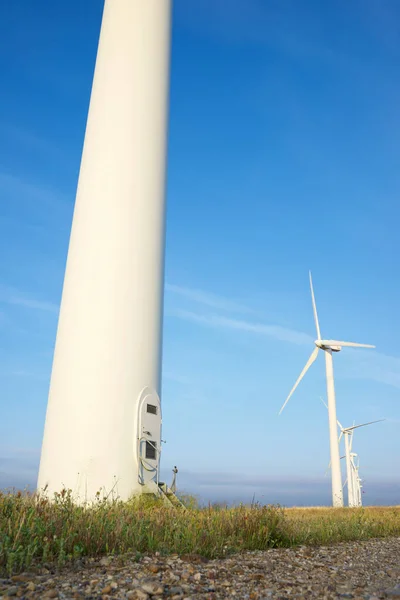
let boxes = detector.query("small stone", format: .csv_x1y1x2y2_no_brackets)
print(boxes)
165,587,184,596
11,575,30,583
102,585,112,594
207,570,216,579
110,581,118,589
100,557,111,567
127,580,141,590
26,582,36,592
387,570,399,578
148,564,160,574
43,590,58,598
127,590,149,600
141,581,164,595
193,573,201,582
5,587,18,597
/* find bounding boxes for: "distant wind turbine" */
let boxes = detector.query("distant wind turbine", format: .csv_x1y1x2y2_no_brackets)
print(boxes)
320,398,385,507
337,418,385,507
279,273,375,507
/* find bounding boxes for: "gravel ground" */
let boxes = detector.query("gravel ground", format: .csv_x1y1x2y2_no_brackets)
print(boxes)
1,538,400,599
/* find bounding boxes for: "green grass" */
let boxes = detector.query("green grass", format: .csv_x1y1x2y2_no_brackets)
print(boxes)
1,489,400,576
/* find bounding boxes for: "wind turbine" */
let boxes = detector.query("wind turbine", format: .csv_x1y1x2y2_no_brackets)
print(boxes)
350,452,361,506
337,418,385,507
320,399,384,507
37,0,172,503
279,273,375,507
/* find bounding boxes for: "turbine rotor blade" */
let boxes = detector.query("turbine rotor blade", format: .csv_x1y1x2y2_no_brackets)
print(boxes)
325,454,345,476
343,419,385,432
319,339,375,349
309,271,321,340
322,398,345,432
279,347,319,415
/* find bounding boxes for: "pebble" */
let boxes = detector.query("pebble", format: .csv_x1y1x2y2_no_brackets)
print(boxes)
101,584,112,594
5,587,18,596
141,580,164,594
126,590,149,600
1,538,400,598
43,590,58,598
147,564,160,574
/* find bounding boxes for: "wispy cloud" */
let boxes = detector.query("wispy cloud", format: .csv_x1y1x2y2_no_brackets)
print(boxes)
169,308,313,346
345,349,400,390
0,447,40,491
177,0,354,70
0,172,72,231
0,286,59,314
167,288,400,390
11,370,49,381
0,123,64,160
8,296,59,314
165,283,253,314
162,371,192,386
0,172,67,206
163,469,400,506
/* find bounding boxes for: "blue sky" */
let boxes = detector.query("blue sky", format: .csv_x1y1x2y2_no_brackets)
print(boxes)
1,0,399,506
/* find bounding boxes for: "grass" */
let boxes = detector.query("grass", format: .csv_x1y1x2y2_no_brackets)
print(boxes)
1,489,400,576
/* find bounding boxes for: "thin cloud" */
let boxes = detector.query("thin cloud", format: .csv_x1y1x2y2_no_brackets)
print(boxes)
0,286,59,314
166,469,400,506
176,0,350,69
0,447,40,491
0,171,72,230
162,371,191,385
165,283,253,314
168,307,400,390
0,172,67,206
0,123,64,159
8,296,59,314
344,349,400,390
169,308,313,346
11,370,49,381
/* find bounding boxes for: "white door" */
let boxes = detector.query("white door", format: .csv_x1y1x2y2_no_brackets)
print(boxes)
137,388,162,486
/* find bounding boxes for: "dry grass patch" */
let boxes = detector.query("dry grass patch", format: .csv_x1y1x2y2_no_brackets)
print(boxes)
1,489,399,576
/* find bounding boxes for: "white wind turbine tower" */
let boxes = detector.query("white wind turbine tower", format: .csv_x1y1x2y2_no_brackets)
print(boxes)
279,273,375,507
337,417,385,507
37,0,172,503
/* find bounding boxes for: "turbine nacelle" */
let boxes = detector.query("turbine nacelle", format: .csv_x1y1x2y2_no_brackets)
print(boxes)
315,339,375,352
315,340,341,352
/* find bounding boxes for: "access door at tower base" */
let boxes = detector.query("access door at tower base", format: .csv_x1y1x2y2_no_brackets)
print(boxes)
137,388,162,486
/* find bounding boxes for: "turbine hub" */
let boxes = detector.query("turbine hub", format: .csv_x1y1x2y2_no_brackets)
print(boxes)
314,341,342,352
